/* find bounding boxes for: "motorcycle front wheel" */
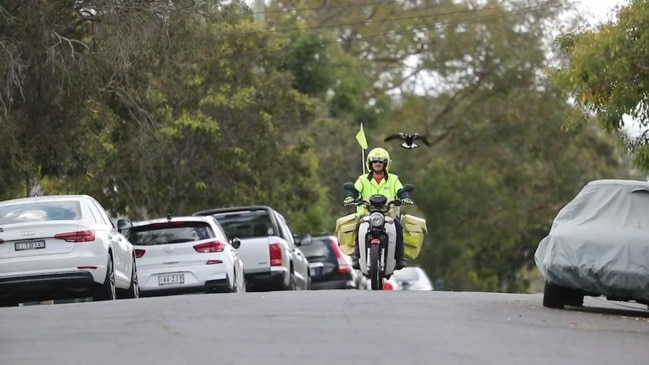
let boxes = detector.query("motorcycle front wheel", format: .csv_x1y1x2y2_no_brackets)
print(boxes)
370,244,383,290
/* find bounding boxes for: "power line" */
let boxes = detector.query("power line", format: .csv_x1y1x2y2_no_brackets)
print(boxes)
219,0,572,63
253,1,400,15
227,1,572,35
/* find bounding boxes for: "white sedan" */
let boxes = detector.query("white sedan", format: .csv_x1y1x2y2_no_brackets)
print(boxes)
0,194,139,306
392,266,434,291
126,215,246,296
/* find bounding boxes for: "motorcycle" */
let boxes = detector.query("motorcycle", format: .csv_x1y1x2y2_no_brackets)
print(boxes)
339,182,415,290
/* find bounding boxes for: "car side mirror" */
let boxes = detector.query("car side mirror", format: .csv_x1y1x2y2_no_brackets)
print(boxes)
229,237,242,249
117,219,133,233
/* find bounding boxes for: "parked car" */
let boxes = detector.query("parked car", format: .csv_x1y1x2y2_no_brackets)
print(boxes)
392,266,434,291
194,206,311,291
125,215,246,297
298,233,364,290
0,194,138,306
382,277,399,290
535,179,649,309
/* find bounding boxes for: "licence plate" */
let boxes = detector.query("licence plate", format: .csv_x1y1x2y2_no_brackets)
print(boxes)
309,263,324,277
15,240,46,251
158,274,185,286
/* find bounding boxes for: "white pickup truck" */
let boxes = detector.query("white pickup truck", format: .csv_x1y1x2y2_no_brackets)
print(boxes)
193,206,312,291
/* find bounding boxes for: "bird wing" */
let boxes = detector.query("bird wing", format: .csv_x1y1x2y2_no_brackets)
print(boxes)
384,134,404,142
418,135,431,146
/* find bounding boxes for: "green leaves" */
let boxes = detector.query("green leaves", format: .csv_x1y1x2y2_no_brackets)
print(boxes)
0,0,640,293
550,0,649,161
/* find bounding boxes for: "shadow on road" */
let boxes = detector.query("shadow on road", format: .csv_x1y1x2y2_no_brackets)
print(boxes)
564,302,649,318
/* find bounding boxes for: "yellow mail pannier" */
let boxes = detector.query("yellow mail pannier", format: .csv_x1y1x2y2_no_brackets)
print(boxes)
335,213,359,256
401,214,428,260
335,213,428,259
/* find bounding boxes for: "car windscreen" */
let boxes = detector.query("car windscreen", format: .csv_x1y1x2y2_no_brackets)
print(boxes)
211,212,275,239
0,201,82,224
128,221,216,246
298,237,334,261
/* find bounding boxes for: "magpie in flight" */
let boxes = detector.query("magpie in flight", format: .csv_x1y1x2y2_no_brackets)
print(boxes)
384,132,431,149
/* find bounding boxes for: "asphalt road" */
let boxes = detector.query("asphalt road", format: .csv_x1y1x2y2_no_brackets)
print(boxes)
1,290,648,365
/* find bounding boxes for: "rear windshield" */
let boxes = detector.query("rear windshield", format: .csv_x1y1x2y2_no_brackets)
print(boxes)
127,221,216,246
211,212,275,239
299,237,334,260
0,201,82,224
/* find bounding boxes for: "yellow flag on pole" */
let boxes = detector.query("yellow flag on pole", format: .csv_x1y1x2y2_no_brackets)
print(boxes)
355,123,368,150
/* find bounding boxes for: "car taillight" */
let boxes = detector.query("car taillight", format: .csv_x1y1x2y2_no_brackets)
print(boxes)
134,249,146,258
193,241,225,253
269,243,282,266
206,259,223,265
54,230,95,242
383,280,394,290
330,239,352,274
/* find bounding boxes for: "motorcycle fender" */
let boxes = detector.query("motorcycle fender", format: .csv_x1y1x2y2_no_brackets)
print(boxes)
357,218,398,276
384,217,397,275
358,221,370,275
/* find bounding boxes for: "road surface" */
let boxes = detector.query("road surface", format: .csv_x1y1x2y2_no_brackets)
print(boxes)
1,291,648,365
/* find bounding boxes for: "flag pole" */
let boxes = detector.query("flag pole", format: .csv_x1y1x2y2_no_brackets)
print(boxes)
361,123,366,175
355,122,368,175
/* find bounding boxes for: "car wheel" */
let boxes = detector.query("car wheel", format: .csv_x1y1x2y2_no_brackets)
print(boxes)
0,299,19,307
118,258,139,299
93,256,116,302
542,280,567,309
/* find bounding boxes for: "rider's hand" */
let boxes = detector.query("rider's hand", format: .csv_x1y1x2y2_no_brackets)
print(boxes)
401,197,414,205
343,196,355,205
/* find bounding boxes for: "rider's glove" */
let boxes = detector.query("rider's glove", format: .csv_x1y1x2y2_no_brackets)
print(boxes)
401,197,414,205
343,196,355,204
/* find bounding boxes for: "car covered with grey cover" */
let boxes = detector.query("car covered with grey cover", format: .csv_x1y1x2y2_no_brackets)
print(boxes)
535,179,649,309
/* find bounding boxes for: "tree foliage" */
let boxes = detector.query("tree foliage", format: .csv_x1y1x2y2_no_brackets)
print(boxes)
548,0,649,169
0,0,640,292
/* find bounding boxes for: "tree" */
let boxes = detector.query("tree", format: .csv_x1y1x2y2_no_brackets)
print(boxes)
9,1,332,233
548,0,649,170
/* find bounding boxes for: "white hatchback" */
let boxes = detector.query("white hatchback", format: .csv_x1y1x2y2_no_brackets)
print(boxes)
0,195,139,306
126,215,246,296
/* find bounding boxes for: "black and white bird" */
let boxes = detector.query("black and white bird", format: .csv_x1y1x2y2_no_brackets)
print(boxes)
384,132,431,149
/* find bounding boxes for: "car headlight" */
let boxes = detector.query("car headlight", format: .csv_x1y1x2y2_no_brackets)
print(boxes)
369,212,385,228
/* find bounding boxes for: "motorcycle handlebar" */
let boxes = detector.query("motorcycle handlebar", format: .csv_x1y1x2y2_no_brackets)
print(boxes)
343,198,413,208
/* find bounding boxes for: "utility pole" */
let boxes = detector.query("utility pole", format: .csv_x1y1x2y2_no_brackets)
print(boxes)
254,0,265,24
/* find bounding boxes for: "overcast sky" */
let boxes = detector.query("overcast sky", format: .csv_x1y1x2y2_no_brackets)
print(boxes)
576,0,628,24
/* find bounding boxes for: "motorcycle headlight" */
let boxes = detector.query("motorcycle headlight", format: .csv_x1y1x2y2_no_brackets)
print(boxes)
369,212,385,228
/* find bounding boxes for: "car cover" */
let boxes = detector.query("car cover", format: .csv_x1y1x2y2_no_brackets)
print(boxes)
534,179,649,300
